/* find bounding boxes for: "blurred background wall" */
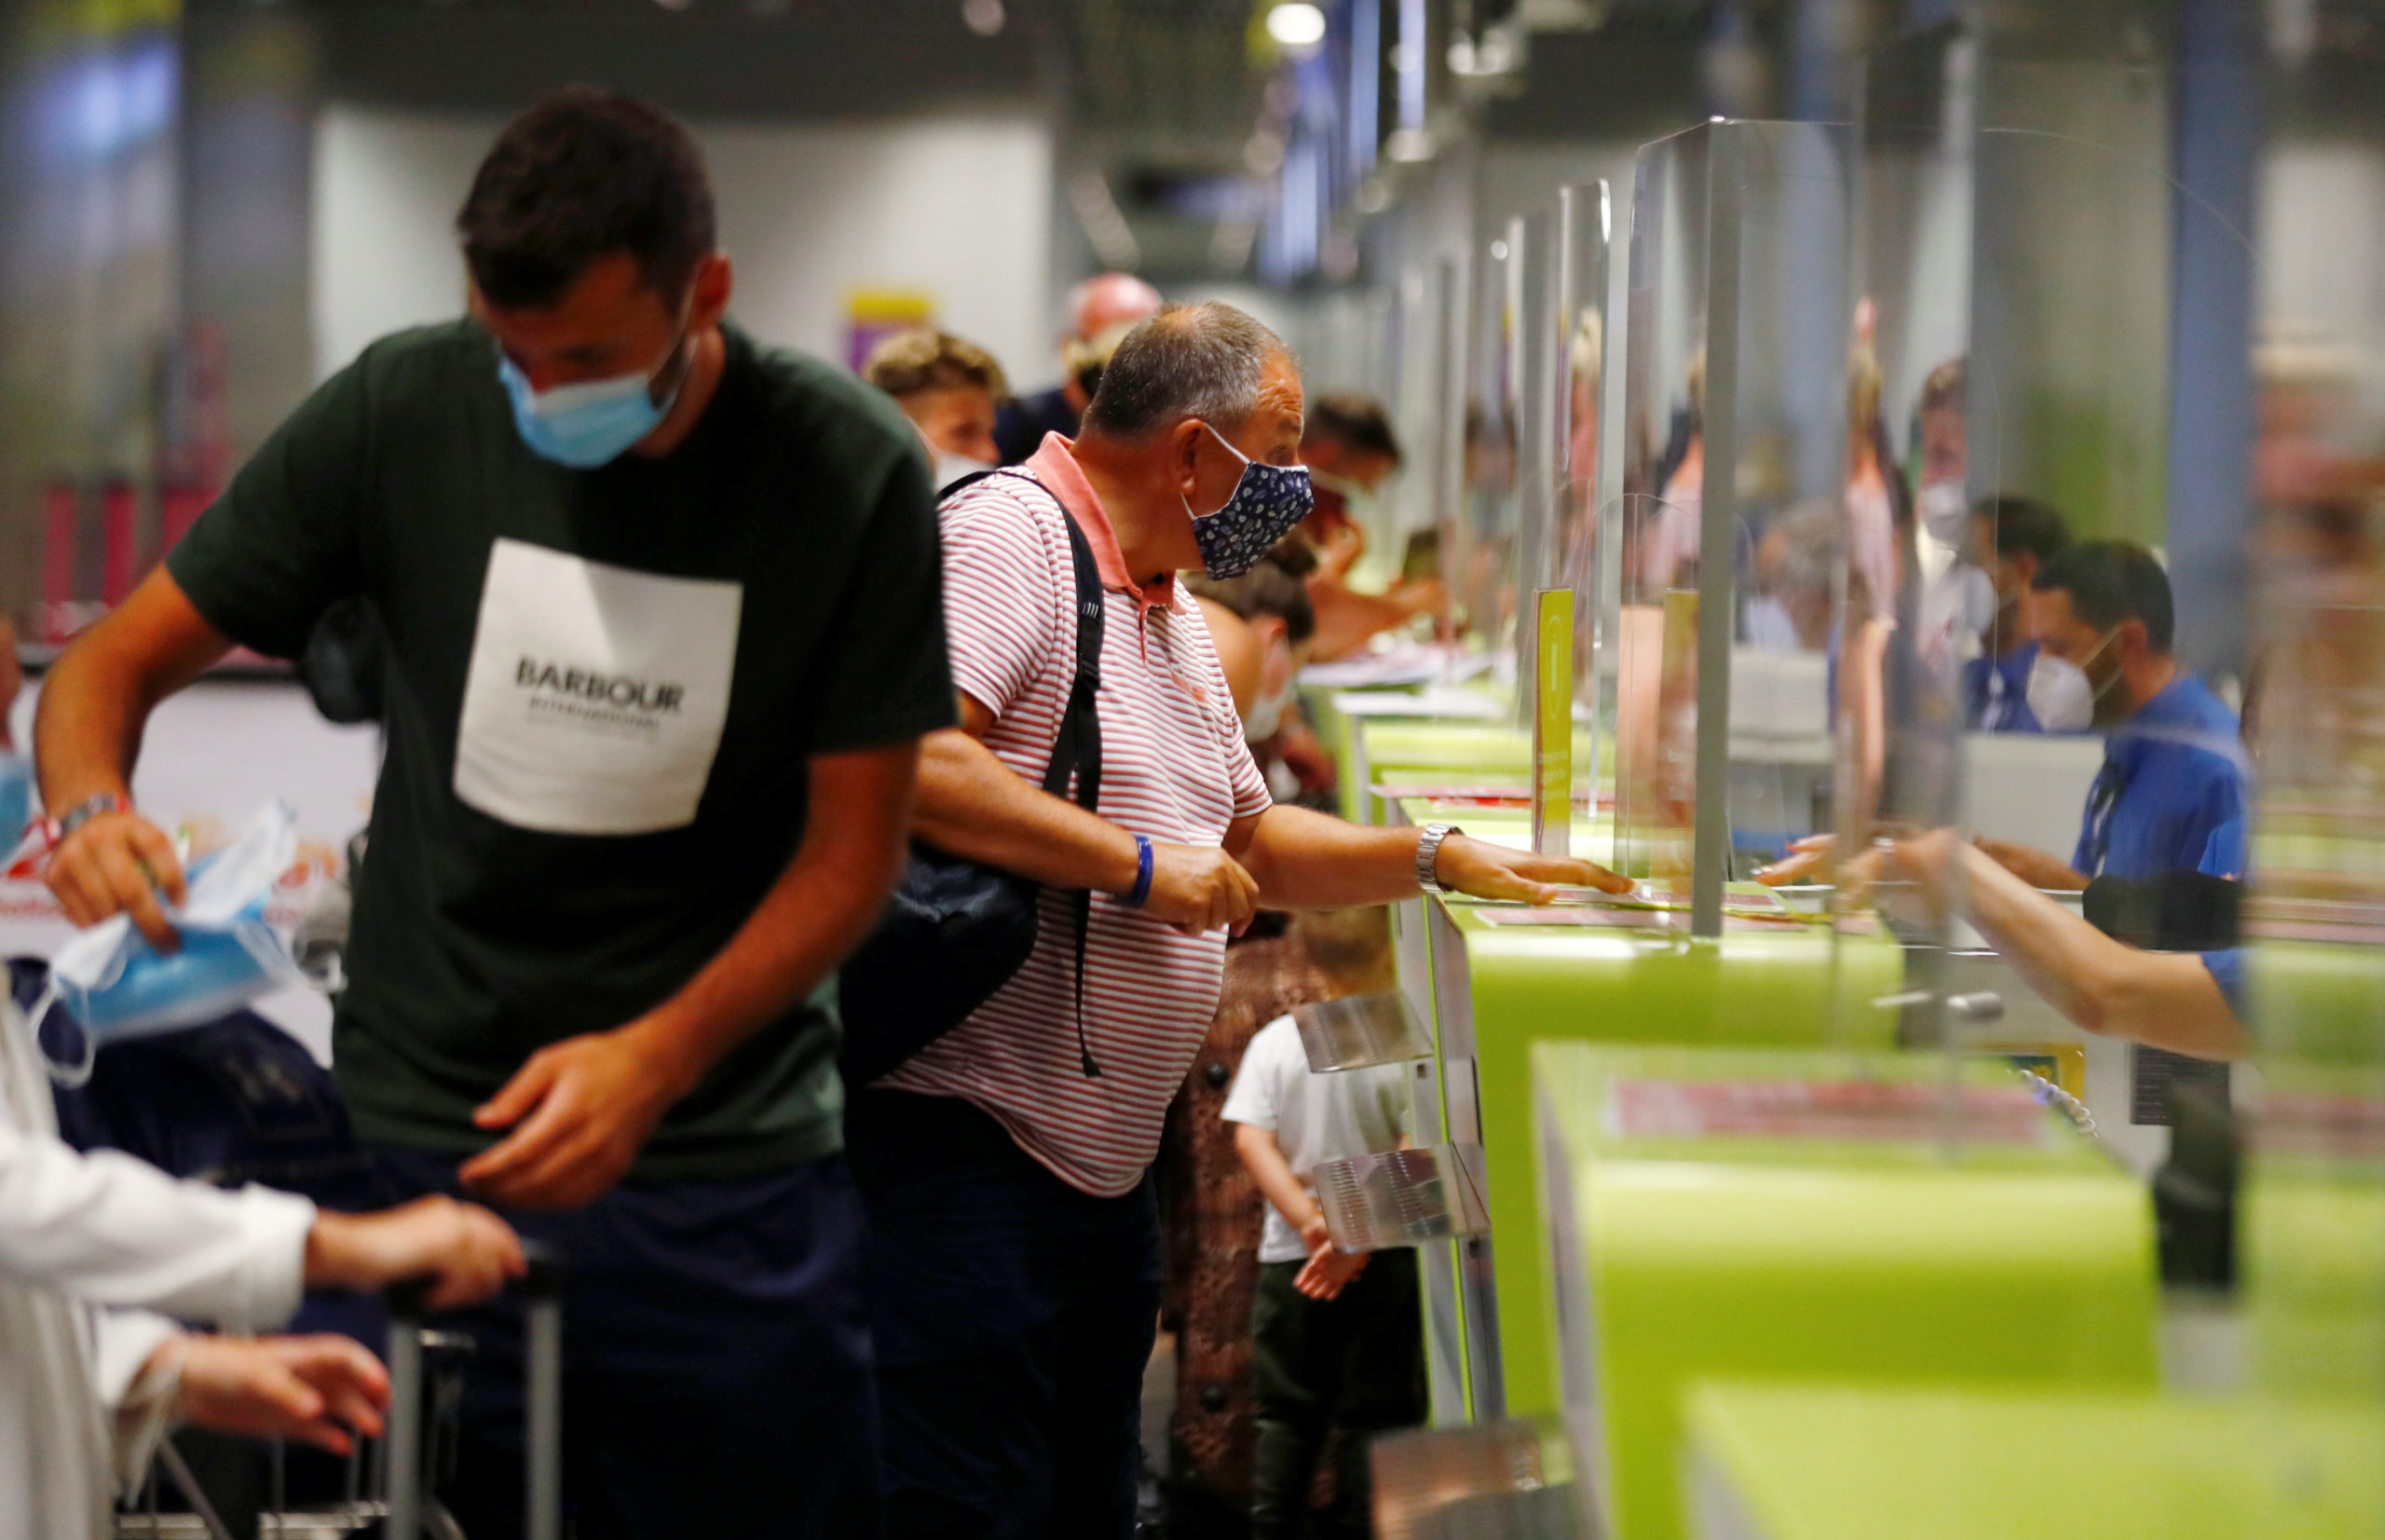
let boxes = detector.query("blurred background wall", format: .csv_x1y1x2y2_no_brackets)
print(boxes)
310,106,1055,383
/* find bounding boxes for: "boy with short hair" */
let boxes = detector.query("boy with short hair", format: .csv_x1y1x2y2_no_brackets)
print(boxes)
1221,906,1424,1539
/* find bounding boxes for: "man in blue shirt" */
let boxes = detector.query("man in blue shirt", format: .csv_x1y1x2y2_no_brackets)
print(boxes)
1974,541,2250,888
1962,494,2070,731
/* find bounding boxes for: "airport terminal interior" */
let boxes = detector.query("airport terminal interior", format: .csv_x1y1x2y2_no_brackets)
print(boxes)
2,0,2383,1536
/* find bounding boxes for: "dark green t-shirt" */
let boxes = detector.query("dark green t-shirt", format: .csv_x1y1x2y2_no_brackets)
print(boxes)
167,320,954,1179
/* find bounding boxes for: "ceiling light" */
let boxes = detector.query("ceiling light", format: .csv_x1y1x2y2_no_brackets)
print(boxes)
961,0,1004,36
1266,3,1327,48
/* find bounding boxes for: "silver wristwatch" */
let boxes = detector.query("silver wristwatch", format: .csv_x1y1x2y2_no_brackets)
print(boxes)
1415,823,1463,896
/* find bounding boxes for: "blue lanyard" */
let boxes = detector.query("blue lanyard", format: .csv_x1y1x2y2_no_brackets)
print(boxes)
2080,762,2124,877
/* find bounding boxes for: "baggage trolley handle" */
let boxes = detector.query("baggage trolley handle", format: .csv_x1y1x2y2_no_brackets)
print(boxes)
384,1241,566,1540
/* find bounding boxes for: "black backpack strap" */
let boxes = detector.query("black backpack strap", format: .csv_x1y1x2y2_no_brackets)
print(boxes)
936,467,1004,498
950,469,1104,806
958,468,1111,1078
1043,514,1105,809
1049,514,1106,1077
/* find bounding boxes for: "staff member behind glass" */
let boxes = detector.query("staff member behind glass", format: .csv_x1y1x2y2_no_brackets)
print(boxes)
1973,540,2249,888
850,302,1629,1539
1961,494,2070,732
33,88,950,1539
1765,538,2249,893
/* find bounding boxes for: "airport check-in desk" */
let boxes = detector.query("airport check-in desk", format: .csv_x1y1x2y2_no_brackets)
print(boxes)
1300,68,2384,1534
1535,1044,2160,1540
1323,707,2145,1434
1391,863,1906,1429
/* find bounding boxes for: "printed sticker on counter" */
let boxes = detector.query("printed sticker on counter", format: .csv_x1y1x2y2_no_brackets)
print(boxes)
1607,1077,2051,1145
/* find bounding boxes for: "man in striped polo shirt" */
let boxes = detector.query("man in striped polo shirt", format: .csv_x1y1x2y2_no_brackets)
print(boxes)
846,301,1628,1538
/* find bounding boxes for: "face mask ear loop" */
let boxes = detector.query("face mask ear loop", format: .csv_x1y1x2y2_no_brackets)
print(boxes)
29,980,95,1089
648,315,697,414
2080,627,2124,705
232,913,307,992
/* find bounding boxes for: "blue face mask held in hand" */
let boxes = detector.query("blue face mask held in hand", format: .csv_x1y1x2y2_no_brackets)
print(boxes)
32,801,304,1086
0,752,31,857
1183,421,1314,579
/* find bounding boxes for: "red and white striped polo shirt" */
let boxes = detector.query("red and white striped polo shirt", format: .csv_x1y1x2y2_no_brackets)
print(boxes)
881,433,1272,1197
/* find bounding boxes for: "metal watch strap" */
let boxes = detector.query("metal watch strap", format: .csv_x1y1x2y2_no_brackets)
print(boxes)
1416,823,1463,896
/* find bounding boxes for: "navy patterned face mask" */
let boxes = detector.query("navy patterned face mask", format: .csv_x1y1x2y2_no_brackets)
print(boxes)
1183,421,1314,579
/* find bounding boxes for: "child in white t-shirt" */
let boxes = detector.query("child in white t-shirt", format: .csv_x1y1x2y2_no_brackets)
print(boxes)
1221,906,1424,1539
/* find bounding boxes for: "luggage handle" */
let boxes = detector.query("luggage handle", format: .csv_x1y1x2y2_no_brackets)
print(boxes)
383,1241,566,1540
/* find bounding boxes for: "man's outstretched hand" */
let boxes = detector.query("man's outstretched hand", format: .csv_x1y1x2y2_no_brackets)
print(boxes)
1432,836,1634,906
1754,832,1836,887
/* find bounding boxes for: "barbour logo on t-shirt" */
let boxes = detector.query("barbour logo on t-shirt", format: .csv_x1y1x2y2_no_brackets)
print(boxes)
457,541,739,836
515,656,687,715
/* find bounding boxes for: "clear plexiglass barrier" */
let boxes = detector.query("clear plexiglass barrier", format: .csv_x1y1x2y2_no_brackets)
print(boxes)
1847,17,2385,1410
1612,118,1855,938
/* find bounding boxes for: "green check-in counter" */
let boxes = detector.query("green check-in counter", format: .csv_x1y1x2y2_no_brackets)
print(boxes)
1536,1044,2160,1540
2241,943,2385,1403
2239,1068,2385,1405
1683,1384,2383,1539
1395,888,1902,1428
1304,679,1508,817
1360,721,1613,823
1305,691,1614,825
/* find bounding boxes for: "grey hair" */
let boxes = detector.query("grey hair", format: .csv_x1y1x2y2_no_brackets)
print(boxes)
1080,302,1288,440
1765,497,1879,617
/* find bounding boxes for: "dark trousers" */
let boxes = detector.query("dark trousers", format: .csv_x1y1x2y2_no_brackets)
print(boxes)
1250,1249,1424,1540
369,1145,879,1540
845,1089,1163,1540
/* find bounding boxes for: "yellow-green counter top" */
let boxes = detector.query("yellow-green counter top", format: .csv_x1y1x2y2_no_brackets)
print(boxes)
1684,1384,2381,1539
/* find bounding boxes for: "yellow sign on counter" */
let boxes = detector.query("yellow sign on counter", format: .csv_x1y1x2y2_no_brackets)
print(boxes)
1532,588,1574,858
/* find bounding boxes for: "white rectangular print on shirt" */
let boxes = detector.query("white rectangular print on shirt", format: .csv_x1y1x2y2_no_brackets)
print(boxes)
454,538,743,835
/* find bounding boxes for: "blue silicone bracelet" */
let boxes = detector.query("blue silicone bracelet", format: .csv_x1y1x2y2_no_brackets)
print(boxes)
1125,835,1155,908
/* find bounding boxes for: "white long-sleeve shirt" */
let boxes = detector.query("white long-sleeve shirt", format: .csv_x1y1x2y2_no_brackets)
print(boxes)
0,1000,316,1540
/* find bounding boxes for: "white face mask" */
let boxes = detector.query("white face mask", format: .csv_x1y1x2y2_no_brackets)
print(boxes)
933,450,995,490
1311,468,1373,513
1917,481,1969,545
2024,630,2118,733
1956,564,1998,637
1245,684,1290,743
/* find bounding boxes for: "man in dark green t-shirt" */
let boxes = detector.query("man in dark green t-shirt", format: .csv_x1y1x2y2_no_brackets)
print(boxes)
34,89,948,1538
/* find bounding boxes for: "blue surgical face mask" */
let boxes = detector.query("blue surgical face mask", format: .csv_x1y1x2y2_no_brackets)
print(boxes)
1182,422,1314,579
497,329,688,469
